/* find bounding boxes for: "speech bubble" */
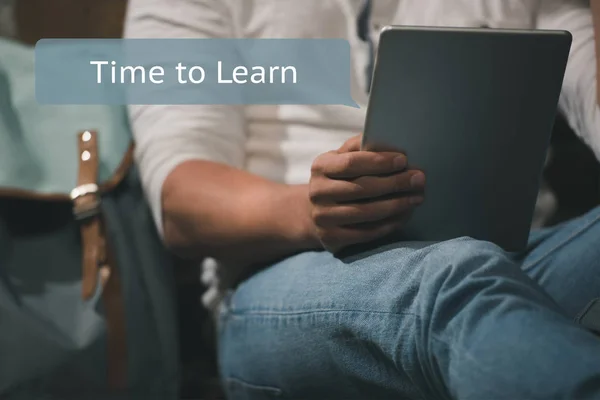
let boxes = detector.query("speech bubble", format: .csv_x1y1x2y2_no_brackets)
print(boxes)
35,38,359,108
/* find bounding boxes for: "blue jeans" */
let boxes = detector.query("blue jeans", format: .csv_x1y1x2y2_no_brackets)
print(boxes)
218,206,600,400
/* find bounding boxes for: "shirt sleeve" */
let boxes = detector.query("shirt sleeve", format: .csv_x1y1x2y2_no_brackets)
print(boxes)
536,0,600,160
124,0,246,237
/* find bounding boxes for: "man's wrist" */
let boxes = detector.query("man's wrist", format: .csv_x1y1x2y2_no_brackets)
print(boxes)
281,184,322,251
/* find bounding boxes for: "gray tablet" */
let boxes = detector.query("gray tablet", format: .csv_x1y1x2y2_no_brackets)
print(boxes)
362,26,572,252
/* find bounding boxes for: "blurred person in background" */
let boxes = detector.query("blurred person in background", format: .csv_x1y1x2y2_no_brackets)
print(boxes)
0,0,16,38
125,0,600,399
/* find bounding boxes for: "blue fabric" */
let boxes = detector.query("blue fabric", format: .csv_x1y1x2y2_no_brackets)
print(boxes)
0,39,179,398
218,206,600,399
0,38,131,195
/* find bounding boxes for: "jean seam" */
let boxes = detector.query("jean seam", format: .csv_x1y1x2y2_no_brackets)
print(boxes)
228,308,418,318
522,210,600,270
225,376,283,396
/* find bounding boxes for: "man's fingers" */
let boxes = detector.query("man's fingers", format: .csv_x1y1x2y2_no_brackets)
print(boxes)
338,135,363,152
316,218,406,253
310,136,424,253
312,151,408,179
309,170,426,203
312,195,422,227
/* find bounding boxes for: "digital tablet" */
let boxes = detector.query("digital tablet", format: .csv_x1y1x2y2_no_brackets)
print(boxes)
362,26,572,252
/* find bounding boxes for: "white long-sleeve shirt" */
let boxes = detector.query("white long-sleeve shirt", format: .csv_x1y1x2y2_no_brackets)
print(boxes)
124,0,600,310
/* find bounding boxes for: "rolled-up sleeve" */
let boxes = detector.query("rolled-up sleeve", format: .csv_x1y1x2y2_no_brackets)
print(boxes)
536,0,600,160
124,0,246,236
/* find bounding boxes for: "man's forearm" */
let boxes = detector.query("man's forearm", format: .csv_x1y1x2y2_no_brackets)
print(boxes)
161,160,320,266
593,0,600,104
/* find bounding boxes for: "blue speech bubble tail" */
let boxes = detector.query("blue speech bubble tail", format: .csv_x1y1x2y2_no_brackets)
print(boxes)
345,100,361,109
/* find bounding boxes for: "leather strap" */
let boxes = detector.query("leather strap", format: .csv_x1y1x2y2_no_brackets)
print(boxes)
73,130,128,389
73,130,103,300
101,220,128,389
0,143,135,202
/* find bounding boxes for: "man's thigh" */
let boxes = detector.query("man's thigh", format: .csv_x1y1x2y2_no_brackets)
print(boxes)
216,210,600,399
217,238,539,400
217,244,427,399
522,205,600,317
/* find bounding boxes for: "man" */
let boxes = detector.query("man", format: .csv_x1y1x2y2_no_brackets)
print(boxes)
125,0,600,398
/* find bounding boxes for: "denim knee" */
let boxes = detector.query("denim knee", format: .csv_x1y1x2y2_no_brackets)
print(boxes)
410,238,528,335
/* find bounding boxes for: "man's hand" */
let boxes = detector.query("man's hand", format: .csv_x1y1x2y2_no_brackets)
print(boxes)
308,135,426,253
